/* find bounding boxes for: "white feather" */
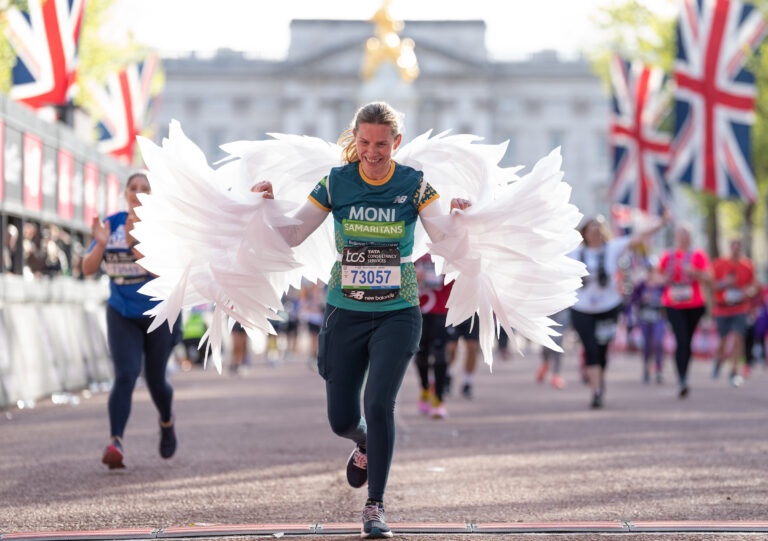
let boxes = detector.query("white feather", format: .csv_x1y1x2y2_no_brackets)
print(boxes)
220,134,341,289
134,121,301,373
395,130,523,263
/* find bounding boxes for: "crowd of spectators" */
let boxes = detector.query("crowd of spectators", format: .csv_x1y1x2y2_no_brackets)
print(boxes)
2,215,89,280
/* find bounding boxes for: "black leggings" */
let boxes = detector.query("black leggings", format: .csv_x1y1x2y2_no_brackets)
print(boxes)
106,305,181,438
665,306,706,385
414,313,448,401
570,306,621,369
317,304,422,502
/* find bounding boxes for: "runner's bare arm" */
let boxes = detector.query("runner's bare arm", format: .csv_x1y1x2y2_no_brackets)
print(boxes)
251,181,328,247
418,198,472,243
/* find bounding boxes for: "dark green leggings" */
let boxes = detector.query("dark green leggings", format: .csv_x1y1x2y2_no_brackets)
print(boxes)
317,304,422,501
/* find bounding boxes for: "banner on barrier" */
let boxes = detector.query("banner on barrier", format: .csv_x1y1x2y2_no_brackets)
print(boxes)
23,132,43,211
57,148,74,219
106,173,120,215
42,143,58,213
83,162,98,224
4,125,22,204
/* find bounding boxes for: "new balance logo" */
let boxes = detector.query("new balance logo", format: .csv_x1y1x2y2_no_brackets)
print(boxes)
393,195,408,204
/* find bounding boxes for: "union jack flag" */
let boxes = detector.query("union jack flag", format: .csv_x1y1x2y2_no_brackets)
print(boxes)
89,53,159,163
610,203,634,236
668,0,767,202
608,55,672,216
5,0,86,110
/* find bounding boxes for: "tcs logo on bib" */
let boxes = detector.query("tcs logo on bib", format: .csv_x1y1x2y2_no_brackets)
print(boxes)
344,251,367,263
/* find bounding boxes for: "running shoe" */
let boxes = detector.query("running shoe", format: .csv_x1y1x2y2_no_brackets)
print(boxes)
461,383,473,399
430,401,447,419
160,418,177,459
361,502,392,538
590,392,603,409
418,389,431,415
678,385,689,398
730,374,744,388
742,364,752,378
346,445,368,488
550,374,567,390
101,438,125,470
418,398,431,414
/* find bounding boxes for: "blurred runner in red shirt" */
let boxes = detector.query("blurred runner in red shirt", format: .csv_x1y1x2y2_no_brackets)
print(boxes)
711,239,758,387
414,255,451,418
659,224,711,398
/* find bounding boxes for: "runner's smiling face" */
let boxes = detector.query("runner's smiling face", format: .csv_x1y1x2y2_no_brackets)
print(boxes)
354,122,402,181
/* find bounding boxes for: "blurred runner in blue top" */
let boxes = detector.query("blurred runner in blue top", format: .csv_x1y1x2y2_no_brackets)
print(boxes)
83,171,181,470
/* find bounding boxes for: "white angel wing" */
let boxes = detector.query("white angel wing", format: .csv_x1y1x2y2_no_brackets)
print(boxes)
220,134,341,290
133,120,303,373
424,147,587,370
394,130,523,263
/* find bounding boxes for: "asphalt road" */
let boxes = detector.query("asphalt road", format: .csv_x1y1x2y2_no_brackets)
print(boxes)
1,334,767,540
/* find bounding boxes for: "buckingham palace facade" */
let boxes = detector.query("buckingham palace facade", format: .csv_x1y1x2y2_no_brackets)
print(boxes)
154,19,611,219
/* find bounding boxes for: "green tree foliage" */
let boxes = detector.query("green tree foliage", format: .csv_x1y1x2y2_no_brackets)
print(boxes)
587,0,677,90
0,1,29,92
76,0,165,108
751,1,768,257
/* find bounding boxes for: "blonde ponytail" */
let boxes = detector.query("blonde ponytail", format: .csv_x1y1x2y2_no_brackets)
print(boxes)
338,128,358,164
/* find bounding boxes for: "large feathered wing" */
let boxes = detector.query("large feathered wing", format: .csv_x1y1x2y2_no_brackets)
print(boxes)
219,134,341,290
133,121,332,373
415,145,587,370
395,130,523,262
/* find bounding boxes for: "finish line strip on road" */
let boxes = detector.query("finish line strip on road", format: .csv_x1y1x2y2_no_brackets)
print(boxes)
4,521,768,540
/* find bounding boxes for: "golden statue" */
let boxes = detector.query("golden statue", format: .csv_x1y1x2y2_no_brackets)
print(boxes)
361,0,419,83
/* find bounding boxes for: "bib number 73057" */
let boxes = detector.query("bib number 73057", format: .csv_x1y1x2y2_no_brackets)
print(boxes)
341,244,401,302
348,268,392,286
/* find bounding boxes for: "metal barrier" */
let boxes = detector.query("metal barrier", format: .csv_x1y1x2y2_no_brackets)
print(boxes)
0,274,112,409
1,86,132,409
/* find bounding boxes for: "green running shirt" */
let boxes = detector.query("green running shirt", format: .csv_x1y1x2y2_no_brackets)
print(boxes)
308,161,439,312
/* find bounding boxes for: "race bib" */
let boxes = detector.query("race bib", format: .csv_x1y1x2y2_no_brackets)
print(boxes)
639,307,661,323
341,244,401,302
724,288,745,305
669,284,693,303
104,250,149,285
595,319,617,345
